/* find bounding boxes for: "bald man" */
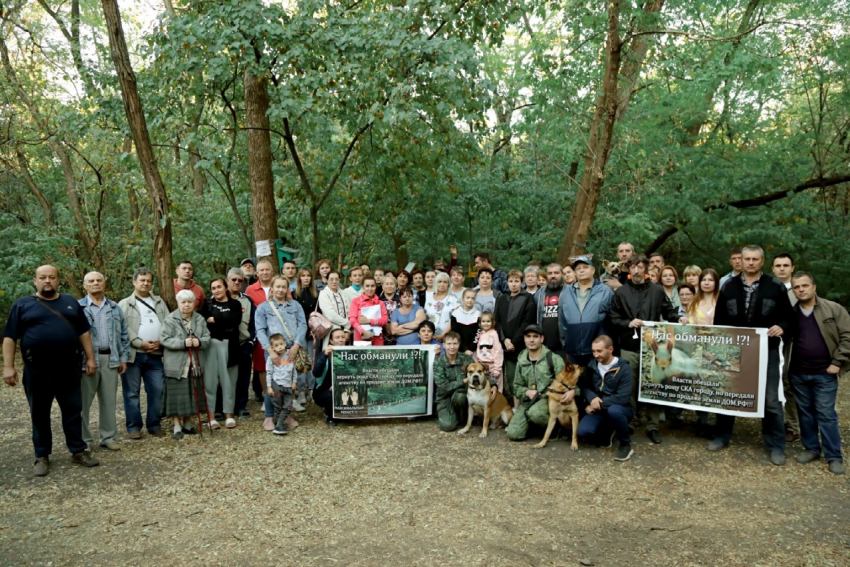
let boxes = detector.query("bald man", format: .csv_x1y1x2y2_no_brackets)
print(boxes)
3,266,100,476
79,271,129,451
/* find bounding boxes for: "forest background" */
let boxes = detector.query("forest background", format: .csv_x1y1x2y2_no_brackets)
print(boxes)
1,0,849,316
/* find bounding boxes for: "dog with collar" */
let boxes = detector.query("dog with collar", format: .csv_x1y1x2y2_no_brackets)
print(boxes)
533,360,583,450
457,362,513,438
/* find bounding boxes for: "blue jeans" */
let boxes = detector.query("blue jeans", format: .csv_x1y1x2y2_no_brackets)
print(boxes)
265,392,274,418
121,353,164,433
577,403,633,445
791,372,843,462
714,349,785,451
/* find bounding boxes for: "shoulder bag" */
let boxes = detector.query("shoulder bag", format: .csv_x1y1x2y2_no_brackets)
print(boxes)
308,292,333,340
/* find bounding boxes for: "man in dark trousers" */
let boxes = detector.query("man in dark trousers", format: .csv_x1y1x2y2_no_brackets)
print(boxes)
710,245,796,465
785,272,848,474
608,254,680,444
3,265,101,476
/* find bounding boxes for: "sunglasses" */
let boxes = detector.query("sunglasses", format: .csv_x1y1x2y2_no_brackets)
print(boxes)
230,278,244,283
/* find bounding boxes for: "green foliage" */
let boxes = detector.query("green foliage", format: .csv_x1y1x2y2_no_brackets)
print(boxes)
1,0,850,324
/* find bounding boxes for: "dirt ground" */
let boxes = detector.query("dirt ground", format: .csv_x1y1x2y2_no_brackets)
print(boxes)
1,377,849,567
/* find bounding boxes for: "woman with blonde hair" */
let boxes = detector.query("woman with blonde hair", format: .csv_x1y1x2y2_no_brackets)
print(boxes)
682,265,702,288
255,275,308,431
424,271,459,342
685,268,721,438
686,268,720,325
379,273,400,344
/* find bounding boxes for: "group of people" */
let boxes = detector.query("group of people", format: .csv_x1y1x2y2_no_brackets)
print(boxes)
3,243,848,477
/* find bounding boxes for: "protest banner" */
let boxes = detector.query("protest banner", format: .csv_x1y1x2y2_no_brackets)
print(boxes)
638,323,768,418
331,346,435,419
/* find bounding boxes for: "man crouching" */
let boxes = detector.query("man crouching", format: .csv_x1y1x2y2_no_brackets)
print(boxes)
577,335,635,461
505,325,565,442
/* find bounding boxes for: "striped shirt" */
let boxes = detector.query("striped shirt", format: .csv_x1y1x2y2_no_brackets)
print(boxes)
87,297,111,350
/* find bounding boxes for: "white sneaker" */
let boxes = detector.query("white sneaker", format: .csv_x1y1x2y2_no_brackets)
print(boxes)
291,399,306,413
297,391,307,406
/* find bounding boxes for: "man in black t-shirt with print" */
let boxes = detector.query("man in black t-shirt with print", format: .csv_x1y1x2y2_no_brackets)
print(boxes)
535,263,566,358
3,265,100,476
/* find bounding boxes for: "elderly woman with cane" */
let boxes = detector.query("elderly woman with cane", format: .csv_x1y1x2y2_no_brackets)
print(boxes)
160,289,211,439
255,276,308,432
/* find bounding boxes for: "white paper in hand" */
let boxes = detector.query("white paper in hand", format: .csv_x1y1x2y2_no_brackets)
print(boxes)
360,304,383,335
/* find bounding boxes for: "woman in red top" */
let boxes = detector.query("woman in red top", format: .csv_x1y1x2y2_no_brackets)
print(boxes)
348,276,389,345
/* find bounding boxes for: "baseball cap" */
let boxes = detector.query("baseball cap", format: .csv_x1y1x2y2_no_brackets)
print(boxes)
523,324,544,336
240,258,256,267
572,255,593,268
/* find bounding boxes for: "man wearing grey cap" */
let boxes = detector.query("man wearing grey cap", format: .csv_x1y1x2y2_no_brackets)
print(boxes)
558,255,614,367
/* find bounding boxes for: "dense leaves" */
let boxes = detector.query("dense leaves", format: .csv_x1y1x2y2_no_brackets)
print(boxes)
1,0,849,318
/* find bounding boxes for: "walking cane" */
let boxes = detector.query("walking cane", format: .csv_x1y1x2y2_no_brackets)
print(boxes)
187,333,212,436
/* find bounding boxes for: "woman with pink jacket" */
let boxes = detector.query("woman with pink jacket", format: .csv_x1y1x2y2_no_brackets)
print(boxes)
348,276,388,346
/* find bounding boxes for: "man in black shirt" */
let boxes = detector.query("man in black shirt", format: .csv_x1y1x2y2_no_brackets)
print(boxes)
710,245,795,466
535,263,566,357
608,254,680,444
3,265,100,476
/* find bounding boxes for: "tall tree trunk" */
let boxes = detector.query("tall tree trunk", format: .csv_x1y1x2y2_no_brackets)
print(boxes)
616,0,665,120
122,137,141,223
101,0,175,308
310,205,320,268
221,173,253,257
189,150,205,195
392,230,408,272
558,0,623,263
15,149,55,225
244,70,280,273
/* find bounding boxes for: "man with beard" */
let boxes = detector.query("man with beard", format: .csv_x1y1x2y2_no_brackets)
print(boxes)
239,258,258,291
3,265,100,476
608,254,680,445
535,263,567,358
559,256,614,366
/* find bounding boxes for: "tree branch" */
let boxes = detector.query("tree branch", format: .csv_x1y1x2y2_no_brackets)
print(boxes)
645,173,850,253
316,121,371,211
282,117,315,201
627,19,788,42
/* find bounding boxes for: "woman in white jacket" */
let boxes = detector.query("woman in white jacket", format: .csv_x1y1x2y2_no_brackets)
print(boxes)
317,271,351,348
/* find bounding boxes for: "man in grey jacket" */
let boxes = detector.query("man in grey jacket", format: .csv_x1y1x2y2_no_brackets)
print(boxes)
118,268,170,439
80,272,129,451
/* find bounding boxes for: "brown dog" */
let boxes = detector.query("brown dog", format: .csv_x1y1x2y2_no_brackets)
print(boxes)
533,361,583,450
457,362,513,438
